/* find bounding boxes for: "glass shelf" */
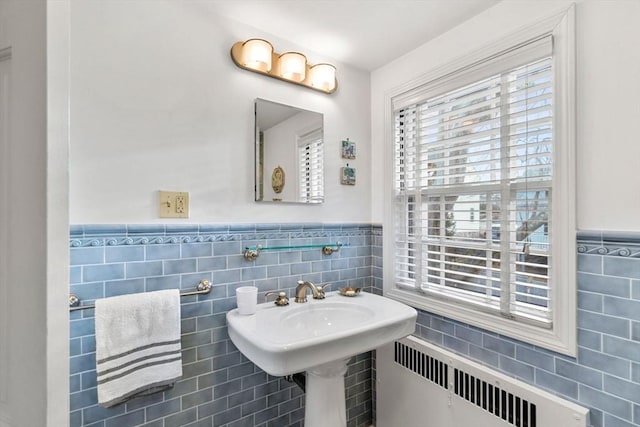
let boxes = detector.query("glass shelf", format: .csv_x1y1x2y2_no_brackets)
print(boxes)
243,242,344,261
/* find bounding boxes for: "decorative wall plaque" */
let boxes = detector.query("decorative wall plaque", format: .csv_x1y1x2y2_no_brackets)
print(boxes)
341,139,356,159
340,166,356,185
271,166,285,193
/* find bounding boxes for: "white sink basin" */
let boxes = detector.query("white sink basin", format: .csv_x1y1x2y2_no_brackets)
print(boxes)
282,302,375,338
226,291,417,377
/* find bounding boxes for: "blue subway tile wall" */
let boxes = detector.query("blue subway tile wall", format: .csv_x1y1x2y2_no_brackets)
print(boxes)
69,224,375,427
378,230,640,427
370,225,382,424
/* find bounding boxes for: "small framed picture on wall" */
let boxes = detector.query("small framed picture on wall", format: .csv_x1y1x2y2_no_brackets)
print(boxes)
340,166,356,185
341,139,356,159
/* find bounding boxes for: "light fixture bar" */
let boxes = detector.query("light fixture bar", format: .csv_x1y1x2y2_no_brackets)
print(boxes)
230,40,337,94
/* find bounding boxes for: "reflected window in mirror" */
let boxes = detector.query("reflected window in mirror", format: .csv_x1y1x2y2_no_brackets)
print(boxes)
297,129,323,203
255,99,324,204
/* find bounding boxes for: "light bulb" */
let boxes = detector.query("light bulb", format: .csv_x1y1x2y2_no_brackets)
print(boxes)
279,52,307,82
310,63,336,92
241,39,273,72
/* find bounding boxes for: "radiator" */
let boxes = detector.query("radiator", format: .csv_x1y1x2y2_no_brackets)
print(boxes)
376,336,589,427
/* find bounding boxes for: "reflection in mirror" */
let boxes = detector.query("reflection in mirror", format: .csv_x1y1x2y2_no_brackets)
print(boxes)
255,99,324,204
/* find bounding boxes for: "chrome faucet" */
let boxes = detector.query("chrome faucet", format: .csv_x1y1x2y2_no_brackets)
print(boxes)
295,280,324,303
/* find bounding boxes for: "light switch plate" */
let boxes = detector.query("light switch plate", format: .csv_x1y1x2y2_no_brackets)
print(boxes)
159,191,189,218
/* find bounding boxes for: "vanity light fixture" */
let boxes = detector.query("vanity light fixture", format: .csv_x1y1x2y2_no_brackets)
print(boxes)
231,39,337,94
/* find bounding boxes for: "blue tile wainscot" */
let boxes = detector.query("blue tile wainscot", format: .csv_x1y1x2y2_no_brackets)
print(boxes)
370,230,640,427
71,226,640,427
69,224,377,427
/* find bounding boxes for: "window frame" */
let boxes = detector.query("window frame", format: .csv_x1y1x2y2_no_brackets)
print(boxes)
383,7,576,356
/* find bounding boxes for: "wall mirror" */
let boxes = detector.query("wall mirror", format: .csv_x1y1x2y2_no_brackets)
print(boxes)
254,98,324,204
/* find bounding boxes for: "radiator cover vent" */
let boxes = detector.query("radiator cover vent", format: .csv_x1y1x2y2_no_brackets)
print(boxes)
394,341,536,427
381,336,588,427
453,368,536,427
394,341,448,390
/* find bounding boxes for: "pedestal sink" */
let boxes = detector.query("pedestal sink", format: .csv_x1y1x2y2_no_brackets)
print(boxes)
226,291,417,427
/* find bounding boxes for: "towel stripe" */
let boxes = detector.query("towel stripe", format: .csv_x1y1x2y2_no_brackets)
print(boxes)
99,380,178,408
97,356,183,385
97,348,181,379
96,339,181,364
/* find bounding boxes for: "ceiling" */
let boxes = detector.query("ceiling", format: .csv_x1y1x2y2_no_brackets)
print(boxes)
210,0,501,71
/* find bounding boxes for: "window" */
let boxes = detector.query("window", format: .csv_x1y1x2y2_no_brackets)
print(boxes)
384,10,575,355
297,128,324,203
396,54,553,323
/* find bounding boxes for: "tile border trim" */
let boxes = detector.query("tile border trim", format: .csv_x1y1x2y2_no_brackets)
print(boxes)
69,225,640,257
70,223,375,248
577,230,640,258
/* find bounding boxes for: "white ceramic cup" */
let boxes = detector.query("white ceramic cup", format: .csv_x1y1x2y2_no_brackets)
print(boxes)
236,286,258,315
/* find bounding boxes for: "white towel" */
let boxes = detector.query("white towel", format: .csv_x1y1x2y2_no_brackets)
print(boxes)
94,289,182,408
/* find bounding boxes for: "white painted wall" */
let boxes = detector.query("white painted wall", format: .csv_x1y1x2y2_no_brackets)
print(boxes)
0,1,69,426
371,0,640,232
70,0,371,224
47,1,71,425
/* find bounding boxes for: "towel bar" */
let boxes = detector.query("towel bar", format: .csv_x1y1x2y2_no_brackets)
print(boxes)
69,279,212,311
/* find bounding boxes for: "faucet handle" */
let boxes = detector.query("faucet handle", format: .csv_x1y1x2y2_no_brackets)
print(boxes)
265,291,289,306
313,283,332,299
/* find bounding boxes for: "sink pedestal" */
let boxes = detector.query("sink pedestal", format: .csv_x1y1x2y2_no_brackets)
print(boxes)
305,358,351,427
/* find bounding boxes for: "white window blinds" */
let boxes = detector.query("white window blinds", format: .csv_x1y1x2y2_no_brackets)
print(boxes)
298,129,324,203
393,37,553,326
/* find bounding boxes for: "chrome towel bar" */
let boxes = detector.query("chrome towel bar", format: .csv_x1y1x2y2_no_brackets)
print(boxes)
69,279,212,311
